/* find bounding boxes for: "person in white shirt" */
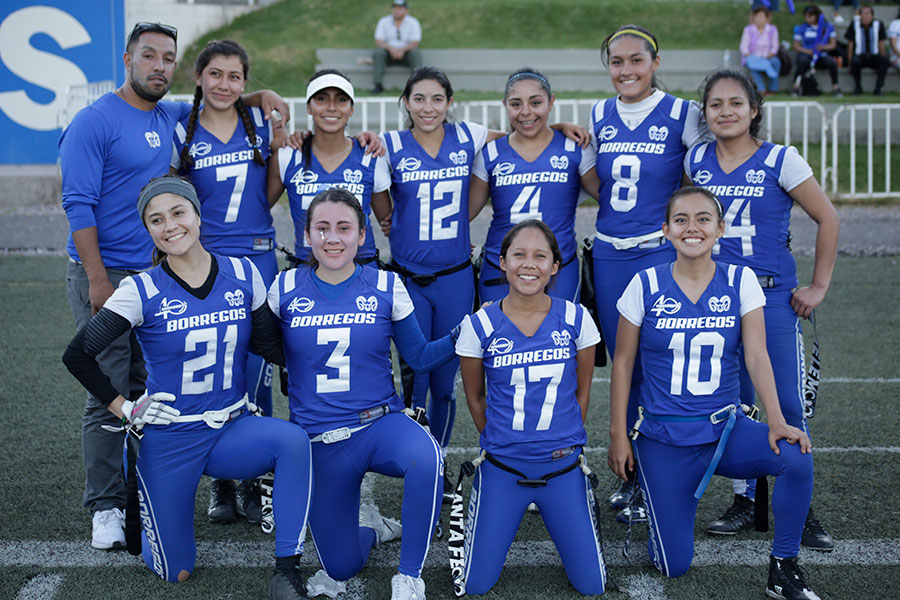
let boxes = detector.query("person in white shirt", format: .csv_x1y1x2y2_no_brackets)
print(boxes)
887,8,900,72
372,0,422,94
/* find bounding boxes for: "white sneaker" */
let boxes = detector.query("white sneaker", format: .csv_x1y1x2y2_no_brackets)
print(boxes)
91,508,125,550
391,573,425,600
359,503,402,544
833,13,846,25
306,569,347,598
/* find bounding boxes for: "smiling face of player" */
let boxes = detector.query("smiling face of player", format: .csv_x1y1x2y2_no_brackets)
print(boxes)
306,198,365,282
197,54,245,113
500,224,560,298
126,32,177,103
607,35,659,104
504,78,554,140
307,87,354,135
404,78,452,135
143,193,202,258
703,77,758,142
663,191,725,260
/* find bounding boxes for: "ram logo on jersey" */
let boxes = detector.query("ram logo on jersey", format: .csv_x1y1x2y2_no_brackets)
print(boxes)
245,134,263,148
155,297,187,319
650,295,682,316
397,156,422,171
598,125,618,141
693,169,713,185
494,161,515,176
343,169,363,184
224,290,245,307
707,295,732,313
449,150,468,165
648,125,669,141
745,169,765,184
551,330,571,347
355,295,378,311
189,141,212,158
287,296,315,314
487,337,514,355
145,131,161,148
290,169,319,185
549,155,569,170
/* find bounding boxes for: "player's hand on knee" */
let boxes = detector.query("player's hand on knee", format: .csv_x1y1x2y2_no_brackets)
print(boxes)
768,421,812,455
607,434,634,480
122,392,180,426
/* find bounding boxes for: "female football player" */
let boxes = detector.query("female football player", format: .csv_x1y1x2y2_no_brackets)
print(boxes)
590,24,710,516
470,68,600,303
687,69,839,547
456,220,606,595
268,188,458,600
608,187,819,600
268,69,391,267
63,176,312,600
171,40,283,524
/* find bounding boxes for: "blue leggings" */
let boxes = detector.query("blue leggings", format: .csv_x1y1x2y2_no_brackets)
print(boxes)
633,415,813,578
308,413,443,580
244,250,278,417
403,264,474,448
136,414,312,581
464,453,606,595
593,245,675,428
478,255,580,304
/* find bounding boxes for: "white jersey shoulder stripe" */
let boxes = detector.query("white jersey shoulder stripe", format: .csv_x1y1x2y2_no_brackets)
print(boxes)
475,308,494,337
229,256,247,281
764,144,784,168
592,100,605,123
137,272,159,299
249,106,265,128
174,121,187,144
564,137,576,152
454,123,470,144
486,139,498,162
361,151,373,168
564,300,577,327
727,263,737,287
283,268,297,294
692,142,709,163
646,267,659,295
670,97,684,120
377,269,389,292
388,130,403,152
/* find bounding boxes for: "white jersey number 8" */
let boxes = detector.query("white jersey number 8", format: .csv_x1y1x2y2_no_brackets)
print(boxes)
610,155,640,212
510,363,565,431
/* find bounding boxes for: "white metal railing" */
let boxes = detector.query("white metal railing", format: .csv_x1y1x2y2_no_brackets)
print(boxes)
831,104,899,200
763,101,828,185
58,80,115,130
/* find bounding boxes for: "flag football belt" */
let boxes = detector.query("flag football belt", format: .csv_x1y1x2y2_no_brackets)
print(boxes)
480,253,577,288
309,404,390,443
595,229,665,250
631,403,739,500
388,258,472,287
447,449,604,597
803,310,821,418
170,395,252,429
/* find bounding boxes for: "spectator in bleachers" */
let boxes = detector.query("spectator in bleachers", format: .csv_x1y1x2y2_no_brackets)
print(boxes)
792,5,842,96
372,0,422,94
741,6,781,95
845,4,889,95
832,0,860,26
887,7,900,72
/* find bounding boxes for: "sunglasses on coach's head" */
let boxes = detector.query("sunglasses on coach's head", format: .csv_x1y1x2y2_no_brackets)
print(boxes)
130,22,178,42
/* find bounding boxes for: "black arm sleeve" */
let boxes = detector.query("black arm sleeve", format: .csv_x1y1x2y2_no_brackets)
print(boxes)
250,305,286,367
62,308,133,406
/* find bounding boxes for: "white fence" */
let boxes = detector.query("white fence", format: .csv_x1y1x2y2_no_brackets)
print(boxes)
60,84,899,199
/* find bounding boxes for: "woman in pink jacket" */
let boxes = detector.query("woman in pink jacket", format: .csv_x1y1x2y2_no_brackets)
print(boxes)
740,6,782,95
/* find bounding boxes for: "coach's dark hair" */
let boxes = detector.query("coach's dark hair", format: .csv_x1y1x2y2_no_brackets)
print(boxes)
803,4,821,17
140,175,201,266
126,24,177,54
302,69,354,173
665,186,724,224
601,25,661,91
700,69,764,139
500,219,562,292
305,188,366,268
504,67,552,101
400,66,454,129
178,40,264,171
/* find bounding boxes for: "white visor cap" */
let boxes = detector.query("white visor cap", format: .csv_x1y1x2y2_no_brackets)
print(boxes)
305,74,355,104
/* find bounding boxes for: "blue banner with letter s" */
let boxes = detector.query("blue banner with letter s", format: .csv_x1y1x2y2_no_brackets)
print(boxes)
0,0,124,164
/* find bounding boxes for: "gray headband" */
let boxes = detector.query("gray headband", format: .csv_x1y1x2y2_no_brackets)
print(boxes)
137,177,201,219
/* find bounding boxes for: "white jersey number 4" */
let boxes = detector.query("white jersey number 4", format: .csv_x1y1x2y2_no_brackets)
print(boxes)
719,198,756,256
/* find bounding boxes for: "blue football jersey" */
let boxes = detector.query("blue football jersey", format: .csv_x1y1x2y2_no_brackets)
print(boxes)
103,255,267,430
172,106,275,256
278,143,386,261
269,266,414,434
688,141,806,291
456,299,599,461
590,93,689,258
382,121,488,271
474,130,590,266
617,262,765,445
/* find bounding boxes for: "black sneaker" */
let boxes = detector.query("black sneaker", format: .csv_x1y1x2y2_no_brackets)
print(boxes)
766,555,821,600
800,507,834,551
707,494,754,535
208,478,237,524
609,477,637,510
237,478,263,525
269,568,309,600
371,84,384,95
615,489,648,524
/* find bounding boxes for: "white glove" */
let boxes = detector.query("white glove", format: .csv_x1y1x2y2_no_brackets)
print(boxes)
121,392,180,426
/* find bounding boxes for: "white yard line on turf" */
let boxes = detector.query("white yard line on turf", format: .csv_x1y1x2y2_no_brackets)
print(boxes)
620,574,669,600
445,445,900,455
14,573,63,600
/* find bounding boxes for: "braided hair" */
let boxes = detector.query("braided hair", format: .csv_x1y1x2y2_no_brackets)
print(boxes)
179,40,265,171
